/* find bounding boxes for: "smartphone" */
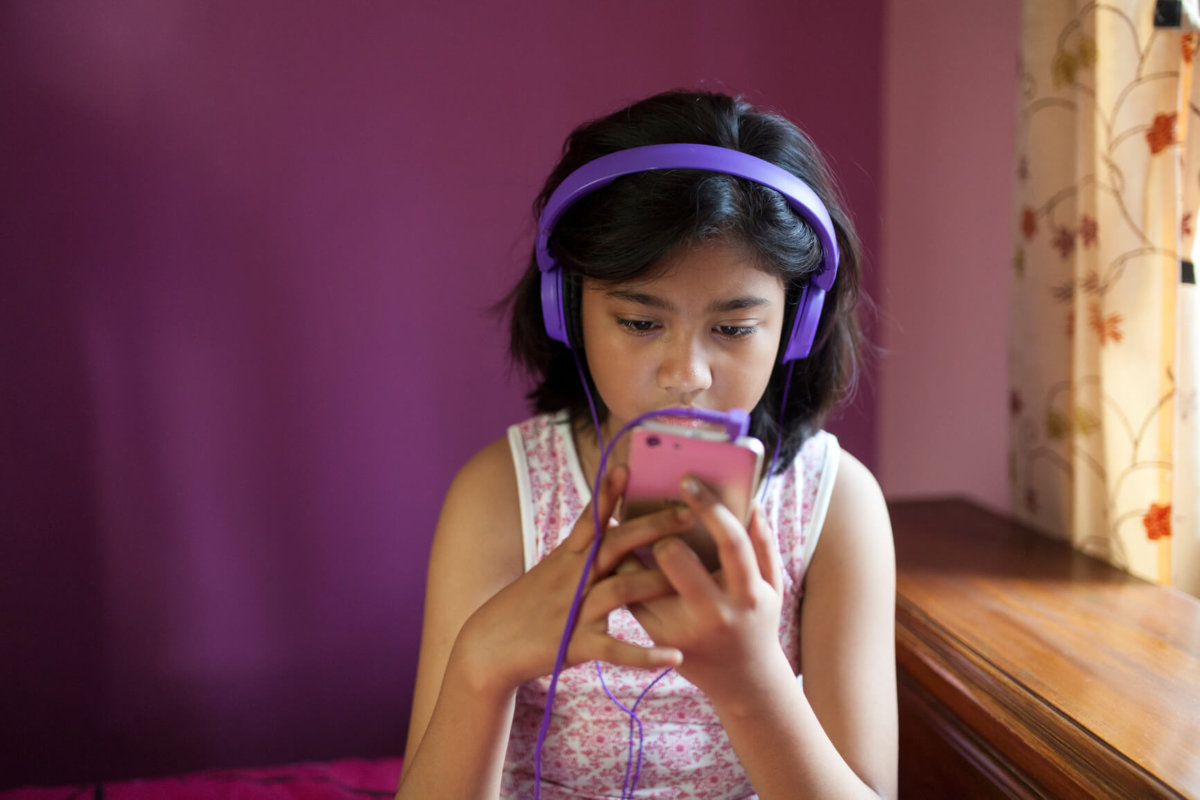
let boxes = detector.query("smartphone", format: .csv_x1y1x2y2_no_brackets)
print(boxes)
621,421,765,572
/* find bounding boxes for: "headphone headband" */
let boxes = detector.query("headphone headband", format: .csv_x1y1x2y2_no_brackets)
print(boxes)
535,143,839,361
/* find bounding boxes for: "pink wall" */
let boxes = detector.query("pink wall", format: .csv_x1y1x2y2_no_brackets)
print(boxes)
1,1,882,786
877,1,1021,513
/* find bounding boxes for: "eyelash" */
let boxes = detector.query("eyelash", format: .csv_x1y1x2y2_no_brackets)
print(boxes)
616,318,659,334
615,319,757,339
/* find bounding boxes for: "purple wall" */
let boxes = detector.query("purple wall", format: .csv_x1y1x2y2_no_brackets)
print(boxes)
877,1,1019,512
1,1,882,786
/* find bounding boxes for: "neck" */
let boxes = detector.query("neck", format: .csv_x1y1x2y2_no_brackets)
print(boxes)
571,414,631,487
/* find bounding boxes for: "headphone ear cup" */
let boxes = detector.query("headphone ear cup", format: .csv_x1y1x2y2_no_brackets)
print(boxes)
540,266,570,346
782,283,826,362
564,271,584,350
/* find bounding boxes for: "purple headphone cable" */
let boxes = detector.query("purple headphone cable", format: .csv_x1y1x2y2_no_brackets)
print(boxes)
532,351,796,798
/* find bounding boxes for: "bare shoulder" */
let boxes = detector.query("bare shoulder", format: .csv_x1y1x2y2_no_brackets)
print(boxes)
815,448,894,573
440,434,521,530
430,434,525,601
804,447,895,642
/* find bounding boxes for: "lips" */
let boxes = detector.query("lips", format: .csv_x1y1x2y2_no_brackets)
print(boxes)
645,410,723,431
652,415,708,428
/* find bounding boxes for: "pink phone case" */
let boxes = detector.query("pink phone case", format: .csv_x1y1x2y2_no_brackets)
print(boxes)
623,423,764,525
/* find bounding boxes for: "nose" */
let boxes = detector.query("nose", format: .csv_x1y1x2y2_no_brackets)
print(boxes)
656,333,712,399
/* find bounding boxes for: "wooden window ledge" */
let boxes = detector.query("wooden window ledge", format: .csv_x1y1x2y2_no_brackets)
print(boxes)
891,498,1200,799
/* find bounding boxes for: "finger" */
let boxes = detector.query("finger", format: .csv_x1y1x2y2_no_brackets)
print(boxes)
613,556,645,575
581,565,676,621
679,475,758,598
625,598,666,640
568,634,682,671
651,535,721,607
747,503,783,593
594,506,695,574
614,557,674,630
597,464,629,539
563,501,598,554
564,465,628,554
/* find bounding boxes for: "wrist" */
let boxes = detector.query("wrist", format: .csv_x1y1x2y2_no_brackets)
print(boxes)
449,614,525,701
702,647,800,720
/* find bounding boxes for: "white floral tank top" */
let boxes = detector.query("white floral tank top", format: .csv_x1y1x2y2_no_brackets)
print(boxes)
501,412,839,799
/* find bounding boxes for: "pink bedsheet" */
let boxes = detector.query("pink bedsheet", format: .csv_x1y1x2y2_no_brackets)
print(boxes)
0,758,403,799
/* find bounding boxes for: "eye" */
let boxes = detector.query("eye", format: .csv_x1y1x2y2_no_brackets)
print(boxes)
617,318,660,334
715,324,757,338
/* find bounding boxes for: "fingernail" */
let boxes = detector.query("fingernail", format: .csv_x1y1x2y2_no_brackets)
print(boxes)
615,558,640,574
654,537,679,556
681,475,702,497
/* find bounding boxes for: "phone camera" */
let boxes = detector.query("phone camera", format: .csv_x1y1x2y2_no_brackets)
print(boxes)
646,435,661,448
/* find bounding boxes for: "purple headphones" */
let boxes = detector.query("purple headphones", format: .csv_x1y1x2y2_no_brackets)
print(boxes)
535,143,839,362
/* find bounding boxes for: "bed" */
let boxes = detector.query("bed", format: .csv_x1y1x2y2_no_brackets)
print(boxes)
0,758,403,799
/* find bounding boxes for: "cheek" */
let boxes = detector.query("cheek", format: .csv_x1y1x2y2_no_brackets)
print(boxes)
728,335,780,401
589,340,648,398
742,356,776,398
579,324,629,393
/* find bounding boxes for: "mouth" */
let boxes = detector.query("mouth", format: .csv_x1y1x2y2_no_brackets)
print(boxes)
645,409,723,431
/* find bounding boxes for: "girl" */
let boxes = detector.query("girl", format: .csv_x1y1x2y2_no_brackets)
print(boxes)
397,90,896,799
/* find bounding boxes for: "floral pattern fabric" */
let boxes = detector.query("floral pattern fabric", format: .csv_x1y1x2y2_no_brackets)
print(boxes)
1012,0,1200,595
501,413,837,799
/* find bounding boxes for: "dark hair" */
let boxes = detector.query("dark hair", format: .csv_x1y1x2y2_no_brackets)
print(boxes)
506,90,864,472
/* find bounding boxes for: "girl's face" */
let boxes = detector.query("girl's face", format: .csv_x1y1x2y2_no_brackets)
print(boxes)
579,240,786,446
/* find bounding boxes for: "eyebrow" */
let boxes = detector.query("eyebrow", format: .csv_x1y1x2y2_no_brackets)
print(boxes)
605,288,772,314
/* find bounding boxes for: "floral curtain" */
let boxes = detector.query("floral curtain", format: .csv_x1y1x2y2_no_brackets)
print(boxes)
1012,0,1200,596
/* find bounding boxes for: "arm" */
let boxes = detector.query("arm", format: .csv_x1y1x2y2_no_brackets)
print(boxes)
397,444,689,799
792,451,897,797
630,451,897,799
398,438,525,798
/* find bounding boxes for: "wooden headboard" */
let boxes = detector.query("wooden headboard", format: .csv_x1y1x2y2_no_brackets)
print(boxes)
890,498,1200,799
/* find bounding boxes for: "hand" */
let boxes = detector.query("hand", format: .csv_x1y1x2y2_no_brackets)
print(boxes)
454,465,688,695
624,477,788,703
